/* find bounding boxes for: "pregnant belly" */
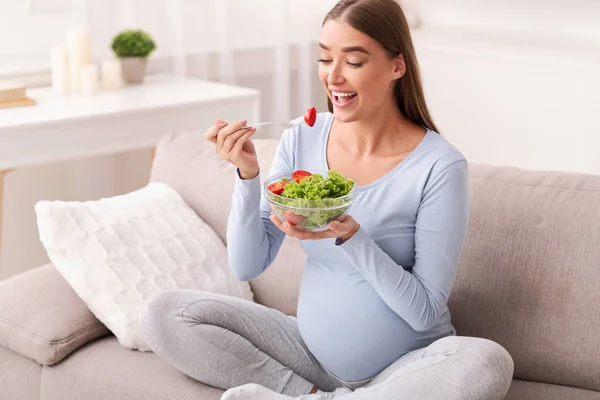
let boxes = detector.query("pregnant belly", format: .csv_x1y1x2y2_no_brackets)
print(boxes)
296,267,428,382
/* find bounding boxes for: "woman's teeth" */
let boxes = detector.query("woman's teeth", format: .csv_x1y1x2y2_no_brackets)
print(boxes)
333,92,357,103
333,92,357,97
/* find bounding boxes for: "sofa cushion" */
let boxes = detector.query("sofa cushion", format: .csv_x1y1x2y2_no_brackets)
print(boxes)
0,343,42,400
150,131,276,243
150,132,305,316
449,164,600,392
0,264,110,365
506,379,600,400
41,336,223,400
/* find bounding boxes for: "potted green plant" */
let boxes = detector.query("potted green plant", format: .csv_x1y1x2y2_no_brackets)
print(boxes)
110,29,156,84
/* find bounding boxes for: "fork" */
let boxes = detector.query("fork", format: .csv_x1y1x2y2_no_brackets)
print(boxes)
248,116,303,130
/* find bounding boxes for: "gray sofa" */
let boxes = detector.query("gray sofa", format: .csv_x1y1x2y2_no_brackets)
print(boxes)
1,131,599,399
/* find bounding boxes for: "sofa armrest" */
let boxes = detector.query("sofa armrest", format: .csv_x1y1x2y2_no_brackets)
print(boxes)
0,264,110,365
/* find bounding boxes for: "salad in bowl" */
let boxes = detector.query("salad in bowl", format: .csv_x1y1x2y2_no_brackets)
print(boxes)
264,170,355,232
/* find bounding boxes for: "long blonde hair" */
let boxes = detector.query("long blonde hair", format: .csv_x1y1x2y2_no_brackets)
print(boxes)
324,0,440,133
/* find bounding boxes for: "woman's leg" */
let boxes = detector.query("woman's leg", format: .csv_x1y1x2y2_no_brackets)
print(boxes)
224,336,513,400
139,289,342,395
345,336,513,400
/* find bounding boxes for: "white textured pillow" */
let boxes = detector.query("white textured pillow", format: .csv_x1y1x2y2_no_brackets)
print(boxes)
35,182,253,352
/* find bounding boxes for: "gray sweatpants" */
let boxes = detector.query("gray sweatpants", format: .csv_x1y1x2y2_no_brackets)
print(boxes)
140,290,514,399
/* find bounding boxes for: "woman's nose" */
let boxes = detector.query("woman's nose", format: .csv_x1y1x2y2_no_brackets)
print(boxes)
327,65,344,85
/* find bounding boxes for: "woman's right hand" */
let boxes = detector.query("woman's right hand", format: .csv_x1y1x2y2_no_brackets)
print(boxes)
204,119,259,179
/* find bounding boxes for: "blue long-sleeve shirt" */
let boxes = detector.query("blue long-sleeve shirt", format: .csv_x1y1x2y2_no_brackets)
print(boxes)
227,112,470,382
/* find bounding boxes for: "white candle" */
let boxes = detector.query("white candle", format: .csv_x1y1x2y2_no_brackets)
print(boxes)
80,64,99,95
67,27,91,93
51,46,70,95
101,59,123,90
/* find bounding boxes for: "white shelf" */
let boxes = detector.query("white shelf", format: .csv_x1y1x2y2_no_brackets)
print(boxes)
0,74,260,170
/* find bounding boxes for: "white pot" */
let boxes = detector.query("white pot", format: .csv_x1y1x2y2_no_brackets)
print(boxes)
120,57,147,84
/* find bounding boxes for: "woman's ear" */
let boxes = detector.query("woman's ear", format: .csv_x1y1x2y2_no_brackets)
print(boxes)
392,54,406,80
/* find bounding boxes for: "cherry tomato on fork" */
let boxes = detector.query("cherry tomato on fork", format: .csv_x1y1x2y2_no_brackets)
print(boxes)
304,107,317,127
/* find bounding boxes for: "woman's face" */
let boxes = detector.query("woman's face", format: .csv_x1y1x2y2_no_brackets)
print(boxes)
318,19,404,122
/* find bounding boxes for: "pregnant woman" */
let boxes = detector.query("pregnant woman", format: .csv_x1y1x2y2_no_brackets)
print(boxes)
140,0,514,399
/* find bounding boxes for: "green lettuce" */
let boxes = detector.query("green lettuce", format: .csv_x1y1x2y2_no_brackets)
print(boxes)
281,170,354,200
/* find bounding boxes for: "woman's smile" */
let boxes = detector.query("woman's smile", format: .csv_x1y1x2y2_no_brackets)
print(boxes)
331,90,358,108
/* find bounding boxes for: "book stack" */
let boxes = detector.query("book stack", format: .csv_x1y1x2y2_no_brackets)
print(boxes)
0,81,35,109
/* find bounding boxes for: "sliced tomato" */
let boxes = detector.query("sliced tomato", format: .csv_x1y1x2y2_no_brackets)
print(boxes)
304,107,317,127
292,170,312,183
268,180,287,195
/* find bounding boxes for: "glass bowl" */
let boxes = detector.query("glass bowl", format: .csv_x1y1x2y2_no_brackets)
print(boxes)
264,171,356,232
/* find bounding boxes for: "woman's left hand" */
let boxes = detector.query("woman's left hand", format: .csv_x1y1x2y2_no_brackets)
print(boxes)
270,211,360,241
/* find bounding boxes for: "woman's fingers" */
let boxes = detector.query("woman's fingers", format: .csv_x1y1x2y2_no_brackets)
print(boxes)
221,126,254,158
270,214,287,232
227,127,257,157
284,211,305,225
216,120,247,153
270,213,303,236
270,215,299,237
205,120,228,144
269,214,336,240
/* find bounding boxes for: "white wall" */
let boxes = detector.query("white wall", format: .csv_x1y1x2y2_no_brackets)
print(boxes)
411,0,600,175
413,28,600,174
1,0,600,280
415,0,600,43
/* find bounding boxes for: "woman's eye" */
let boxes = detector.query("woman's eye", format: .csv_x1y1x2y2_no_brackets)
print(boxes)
318,59,363,67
